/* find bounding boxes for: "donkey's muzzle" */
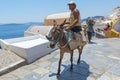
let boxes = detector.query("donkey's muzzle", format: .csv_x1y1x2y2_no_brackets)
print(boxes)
50,43,55,49
46,35,52,40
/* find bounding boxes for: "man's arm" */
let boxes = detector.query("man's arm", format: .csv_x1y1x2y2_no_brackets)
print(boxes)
65,22,70,24
69,10,80,29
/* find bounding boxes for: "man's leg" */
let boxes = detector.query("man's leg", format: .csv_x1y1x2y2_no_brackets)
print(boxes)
66,31,74,50
87,31,92,42
66,31,70,42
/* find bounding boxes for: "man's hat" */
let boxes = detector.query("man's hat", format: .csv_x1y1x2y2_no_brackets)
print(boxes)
68,1,76,5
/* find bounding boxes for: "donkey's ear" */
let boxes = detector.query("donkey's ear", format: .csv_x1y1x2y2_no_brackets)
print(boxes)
46,35,51,40
53,20,57,26
60,19,66,26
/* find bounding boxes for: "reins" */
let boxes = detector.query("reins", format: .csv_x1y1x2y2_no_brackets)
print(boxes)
57,30,68,49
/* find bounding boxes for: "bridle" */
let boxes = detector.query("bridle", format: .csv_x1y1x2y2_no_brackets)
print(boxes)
50,28,68,48
47,19,68,48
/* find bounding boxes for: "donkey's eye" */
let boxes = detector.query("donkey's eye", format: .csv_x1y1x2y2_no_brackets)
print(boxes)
57,25,60,27
52,30,56,34
53,29,55,32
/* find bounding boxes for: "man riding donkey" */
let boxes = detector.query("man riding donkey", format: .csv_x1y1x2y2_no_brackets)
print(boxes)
46,1,86,76
65,1,86,50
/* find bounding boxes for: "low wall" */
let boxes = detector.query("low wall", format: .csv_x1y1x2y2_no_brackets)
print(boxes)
44,18,69,26
0,36,58,63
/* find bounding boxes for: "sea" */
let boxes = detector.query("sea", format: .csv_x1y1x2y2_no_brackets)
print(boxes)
0,22,43,39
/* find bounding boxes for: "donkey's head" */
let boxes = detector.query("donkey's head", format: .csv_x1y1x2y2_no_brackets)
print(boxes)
46,20,66,48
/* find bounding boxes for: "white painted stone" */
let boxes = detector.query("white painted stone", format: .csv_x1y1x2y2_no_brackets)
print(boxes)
0,35,58,63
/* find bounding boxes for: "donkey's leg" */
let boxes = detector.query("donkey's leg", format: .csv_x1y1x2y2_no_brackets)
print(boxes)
77,46,83,64
70,51,73,70
57,50,64,75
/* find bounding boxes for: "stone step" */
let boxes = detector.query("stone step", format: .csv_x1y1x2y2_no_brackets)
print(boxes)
0,49,26,76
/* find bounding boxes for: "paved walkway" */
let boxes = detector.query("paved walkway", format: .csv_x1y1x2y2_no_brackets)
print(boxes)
0,49,25,76
0,38,120,80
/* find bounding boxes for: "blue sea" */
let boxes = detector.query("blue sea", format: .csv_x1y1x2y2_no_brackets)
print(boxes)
0,23,43,39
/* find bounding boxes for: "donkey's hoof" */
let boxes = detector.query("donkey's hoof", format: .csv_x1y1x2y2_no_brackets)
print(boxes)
70,69,73,71
57,73,60,76
56,74,60,78
77,61,80,64
77,62,80,64
70,68,73,71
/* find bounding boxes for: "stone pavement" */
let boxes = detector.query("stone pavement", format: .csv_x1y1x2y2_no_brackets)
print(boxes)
0,49,26,76
0,38,120,80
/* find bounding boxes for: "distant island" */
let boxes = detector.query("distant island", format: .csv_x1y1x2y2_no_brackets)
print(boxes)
0,22,43,26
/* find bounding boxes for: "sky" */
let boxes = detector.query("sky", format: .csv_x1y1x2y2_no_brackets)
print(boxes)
0,0,119,24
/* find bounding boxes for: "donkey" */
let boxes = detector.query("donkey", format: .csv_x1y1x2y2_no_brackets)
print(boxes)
46,20,86,76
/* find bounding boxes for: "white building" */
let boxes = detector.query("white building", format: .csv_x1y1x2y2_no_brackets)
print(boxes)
109,7,120,19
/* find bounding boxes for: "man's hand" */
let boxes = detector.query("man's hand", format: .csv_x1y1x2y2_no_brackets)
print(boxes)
65,26,71,31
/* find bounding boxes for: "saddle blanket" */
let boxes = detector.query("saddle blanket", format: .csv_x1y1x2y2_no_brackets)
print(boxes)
65,31,86,50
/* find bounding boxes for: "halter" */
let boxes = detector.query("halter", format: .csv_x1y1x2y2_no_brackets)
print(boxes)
50,30,62,45
50,29,68,48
